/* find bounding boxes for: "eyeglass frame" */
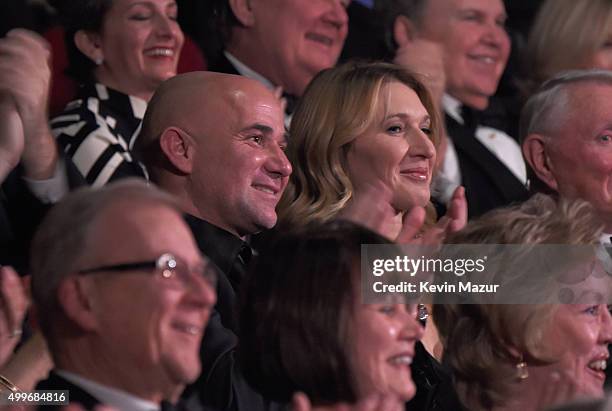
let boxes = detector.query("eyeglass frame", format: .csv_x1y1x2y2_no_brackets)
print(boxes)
77,253,218,287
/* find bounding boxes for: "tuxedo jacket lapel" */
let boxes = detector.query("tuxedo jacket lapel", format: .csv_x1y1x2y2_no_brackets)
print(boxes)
445,114,528,217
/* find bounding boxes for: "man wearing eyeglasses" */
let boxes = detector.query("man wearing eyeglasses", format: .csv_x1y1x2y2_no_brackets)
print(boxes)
136,72,290,411
30,179,217,410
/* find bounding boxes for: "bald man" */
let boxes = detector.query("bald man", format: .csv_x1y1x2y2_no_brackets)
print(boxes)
136,72,291,411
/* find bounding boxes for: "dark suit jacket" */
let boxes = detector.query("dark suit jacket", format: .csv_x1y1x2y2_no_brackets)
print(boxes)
445,113,528,218
407,342,464,411
35,371,101,411
208,53,240,77
182,215,283,411
0,160,85,274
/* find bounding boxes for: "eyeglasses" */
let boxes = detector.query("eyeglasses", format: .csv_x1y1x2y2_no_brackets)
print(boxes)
77,253,217,288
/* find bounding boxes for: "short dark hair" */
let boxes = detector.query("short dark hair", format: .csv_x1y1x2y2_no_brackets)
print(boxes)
50,0,113,83
208,0,241,50
239,221,391,406
378,0,429,55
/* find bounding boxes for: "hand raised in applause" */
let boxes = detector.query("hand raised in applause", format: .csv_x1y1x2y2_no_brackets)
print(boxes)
0,29,55,180
0,98,24,183
338,182,467,244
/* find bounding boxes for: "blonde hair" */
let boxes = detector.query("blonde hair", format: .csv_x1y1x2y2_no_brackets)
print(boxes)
278,62,441,228
434,194,604,410
522,0,612,97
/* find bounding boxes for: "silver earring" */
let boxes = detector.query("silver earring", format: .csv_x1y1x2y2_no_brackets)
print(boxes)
94,56,103,65
516,355,529,381
417,304,429,321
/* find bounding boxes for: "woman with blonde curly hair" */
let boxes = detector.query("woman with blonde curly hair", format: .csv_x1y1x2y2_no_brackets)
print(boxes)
278,61,466,241
434,194,612,411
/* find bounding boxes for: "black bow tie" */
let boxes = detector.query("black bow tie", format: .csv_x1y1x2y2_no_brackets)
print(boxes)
461,102,511,133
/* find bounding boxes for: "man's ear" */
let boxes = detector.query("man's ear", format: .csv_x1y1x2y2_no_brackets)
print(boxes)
159,127,195,174
522,134,558,191
228,0,255,27
57,277,99,332
74,30,103,64
393,15,417,47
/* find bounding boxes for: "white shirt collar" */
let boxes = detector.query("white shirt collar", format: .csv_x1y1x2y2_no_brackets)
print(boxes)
441,93,464,125
223,51,293,129
56,370,160,411
224,51,275,90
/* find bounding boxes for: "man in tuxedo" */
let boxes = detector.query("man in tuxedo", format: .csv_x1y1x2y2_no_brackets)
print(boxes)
521,70,612,242
31,179,217,410
206,0,349,116
136,71,291,411
386,0,528,217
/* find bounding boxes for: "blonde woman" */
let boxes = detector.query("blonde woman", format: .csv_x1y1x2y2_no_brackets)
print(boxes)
278,62,465,243
522,0,612,97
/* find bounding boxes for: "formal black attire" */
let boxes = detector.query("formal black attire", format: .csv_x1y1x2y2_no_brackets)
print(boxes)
208,53,240,77
0,159,84,273
0,170,49,272
407,342,464,411
338,2,387,62
181,215,283,411
35,371,102,411
445,112,528,218
35,371,190,411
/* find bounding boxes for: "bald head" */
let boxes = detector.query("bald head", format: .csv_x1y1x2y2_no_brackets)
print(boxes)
139,72,279,150
137,71,291,238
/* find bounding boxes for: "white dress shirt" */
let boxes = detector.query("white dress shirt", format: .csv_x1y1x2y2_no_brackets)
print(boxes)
57,370,160,411
432,94,527,204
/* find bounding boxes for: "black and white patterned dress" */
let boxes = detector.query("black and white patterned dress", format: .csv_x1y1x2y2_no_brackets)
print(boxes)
51,83,148,187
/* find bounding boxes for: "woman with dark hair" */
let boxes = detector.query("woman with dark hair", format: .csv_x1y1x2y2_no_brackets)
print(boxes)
240,221,423,409
49,0,184,186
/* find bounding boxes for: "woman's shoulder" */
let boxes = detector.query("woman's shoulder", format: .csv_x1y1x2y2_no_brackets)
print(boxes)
50,82,145,133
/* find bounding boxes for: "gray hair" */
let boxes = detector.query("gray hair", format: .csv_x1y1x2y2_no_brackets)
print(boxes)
520,69,612,144
519,69,612,192
30,178,179,341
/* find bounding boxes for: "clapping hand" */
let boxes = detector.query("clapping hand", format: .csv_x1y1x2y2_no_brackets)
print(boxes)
338,182,467,244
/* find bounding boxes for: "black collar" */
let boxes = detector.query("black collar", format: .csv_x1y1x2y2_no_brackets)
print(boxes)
183,214,252,291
